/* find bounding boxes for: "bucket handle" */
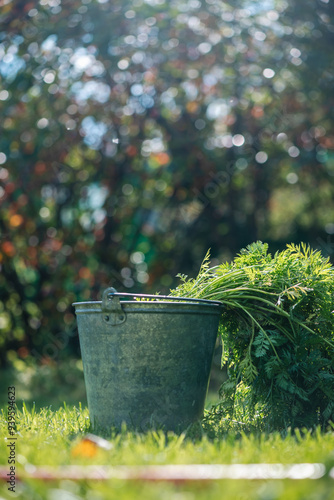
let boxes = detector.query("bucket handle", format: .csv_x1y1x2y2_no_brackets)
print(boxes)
103,287,223,307
102,287,127,326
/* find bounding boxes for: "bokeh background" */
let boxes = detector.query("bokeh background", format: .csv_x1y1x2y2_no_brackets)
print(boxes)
1,0,334,405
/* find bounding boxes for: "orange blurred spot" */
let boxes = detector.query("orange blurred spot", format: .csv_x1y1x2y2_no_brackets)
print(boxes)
251,106,264,118
27,247,37,259
9,214,24,227
41,356,56,366
35,161,47,175
186,101,199,113
18,347,29,359
143,70,156,83
126,145,138,157
79,267,92,279
51,239,62,251
71,434,113,457
2,241,16,257
322,136,334,149
24,143,35,154
71,439,98,458
153,152,170,166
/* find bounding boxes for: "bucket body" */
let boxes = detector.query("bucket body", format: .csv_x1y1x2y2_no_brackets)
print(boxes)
73,289,223,431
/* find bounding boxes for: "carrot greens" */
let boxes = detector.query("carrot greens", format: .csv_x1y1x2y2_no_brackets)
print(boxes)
170,242,334,430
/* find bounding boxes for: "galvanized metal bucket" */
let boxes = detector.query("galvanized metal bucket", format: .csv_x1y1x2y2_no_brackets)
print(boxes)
73,288,223,432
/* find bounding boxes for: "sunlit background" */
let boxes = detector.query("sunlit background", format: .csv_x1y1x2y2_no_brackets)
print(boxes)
0,0,333,394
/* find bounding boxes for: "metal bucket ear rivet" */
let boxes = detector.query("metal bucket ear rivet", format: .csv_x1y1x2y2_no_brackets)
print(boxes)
101,287,127,326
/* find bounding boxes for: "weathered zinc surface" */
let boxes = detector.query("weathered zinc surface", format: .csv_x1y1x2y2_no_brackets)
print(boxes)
73,289,223,432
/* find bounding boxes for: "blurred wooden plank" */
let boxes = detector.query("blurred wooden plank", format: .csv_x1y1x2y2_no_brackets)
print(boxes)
0,463,329,482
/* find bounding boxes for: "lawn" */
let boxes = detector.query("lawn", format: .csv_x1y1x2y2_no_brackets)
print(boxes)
1,400,334,500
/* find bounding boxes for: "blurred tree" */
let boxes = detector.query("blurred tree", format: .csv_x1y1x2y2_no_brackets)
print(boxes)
0,0,333,365
264,0,334,244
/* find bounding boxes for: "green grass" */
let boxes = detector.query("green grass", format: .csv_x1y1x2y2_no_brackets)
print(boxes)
1,404,334,499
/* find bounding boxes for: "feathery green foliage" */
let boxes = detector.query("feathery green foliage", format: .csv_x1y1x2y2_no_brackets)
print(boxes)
170,242,334,431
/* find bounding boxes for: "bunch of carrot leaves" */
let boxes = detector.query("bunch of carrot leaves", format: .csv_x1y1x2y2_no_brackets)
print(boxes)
170,241,334,430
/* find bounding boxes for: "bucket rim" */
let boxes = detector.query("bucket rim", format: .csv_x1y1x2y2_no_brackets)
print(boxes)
72,298,223,308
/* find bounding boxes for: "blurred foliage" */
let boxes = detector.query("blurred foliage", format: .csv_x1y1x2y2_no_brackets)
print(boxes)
0,0,334,365
0,359,86,409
